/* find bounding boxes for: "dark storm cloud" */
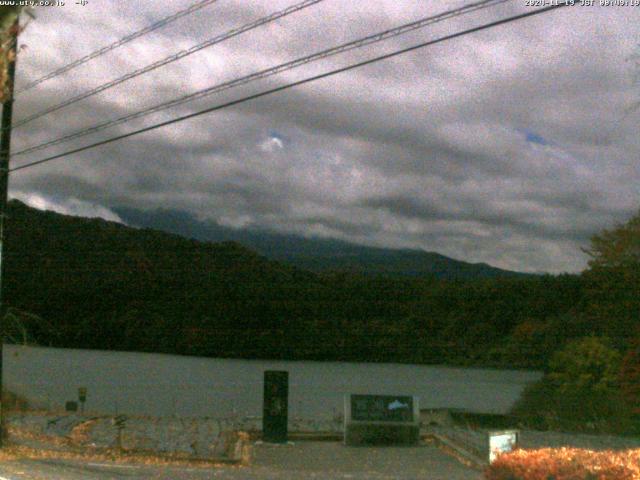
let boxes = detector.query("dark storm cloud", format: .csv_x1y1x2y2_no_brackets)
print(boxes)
9,0,640,273
359,193,603,243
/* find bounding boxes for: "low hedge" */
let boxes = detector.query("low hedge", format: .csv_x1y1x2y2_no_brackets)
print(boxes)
484,447,640,480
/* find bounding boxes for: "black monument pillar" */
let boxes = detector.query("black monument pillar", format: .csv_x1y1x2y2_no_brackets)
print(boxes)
263,370,288,443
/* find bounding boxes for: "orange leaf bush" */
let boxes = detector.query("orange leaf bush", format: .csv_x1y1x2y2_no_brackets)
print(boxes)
485,447,640,480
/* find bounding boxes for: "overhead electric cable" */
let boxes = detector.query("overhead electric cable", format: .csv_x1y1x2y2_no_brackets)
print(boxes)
13,0,511,158
10,3,570,174
11,0,325,130
17,0,220,94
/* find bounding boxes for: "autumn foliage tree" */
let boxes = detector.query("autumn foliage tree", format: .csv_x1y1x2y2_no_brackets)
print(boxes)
581,210,640,350
584,210,640,269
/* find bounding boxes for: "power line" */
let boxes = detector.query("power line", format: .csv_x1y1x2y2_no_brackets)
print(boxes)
10,3,570,174
16,0,220,94
11,0,326,130
12,0,511,158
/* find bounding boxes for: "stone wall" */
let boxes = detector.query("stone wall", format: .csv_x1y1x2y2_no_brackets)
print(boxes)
7,412,249,460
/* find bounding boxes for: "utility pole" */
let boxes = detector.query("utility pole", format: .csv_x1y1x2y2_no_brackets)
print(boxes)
0,17,19,447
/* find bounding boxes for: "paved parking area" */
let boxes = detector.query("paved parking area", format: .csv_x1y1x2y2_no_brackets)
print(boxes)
0,441,482,479
247,440,482,479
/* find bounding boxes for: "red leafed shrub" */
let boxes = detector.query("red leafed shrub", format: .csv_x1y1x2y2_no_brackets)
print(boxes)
484,447,640,480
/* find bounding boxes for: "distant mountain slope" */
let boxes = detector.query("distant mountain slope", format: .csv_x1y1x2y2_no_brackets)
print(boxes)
114,207,532,279
1,199,580,368
4,199,320,357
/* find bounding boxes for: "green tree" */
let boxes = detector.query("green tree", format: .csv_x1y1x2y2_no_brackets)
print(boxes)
549,336,621,392
512,337,631,432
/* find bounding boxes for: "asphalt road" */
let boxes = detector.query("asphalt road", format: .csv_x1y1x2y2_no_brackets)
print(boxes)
0,442,483,480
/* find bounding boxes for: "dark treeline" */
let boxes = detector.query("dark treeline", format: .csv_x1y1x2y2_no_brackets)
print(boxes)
2,200,632,370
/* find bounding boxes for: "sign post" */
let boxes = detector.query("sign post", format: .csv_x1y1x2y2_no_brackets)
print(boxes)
78,387,87,414
344,394,420,446
263,370,288,443
488,430,519,463
112,415,127,451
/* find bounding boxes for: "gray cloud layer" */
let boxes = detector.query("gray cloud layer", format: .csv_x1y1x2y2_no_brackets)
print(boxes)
9,0,640,273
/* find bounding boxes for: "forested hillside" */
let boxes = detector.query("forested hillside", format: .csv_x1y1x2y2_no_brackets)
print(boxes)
3,199,636,371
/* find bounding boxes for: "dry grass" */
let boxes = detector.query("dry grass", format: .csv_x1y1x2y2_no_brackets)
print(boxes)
68,418,98,445
6,425,71,448
0,443,244,469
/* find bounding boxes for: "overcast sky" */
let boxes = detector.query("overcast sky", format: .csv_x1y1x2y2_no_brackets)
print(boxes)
8,0,640,273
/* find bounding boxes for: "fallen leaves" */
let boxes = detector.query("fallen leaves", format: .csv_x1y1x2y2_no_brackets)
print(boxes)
485,447,640,480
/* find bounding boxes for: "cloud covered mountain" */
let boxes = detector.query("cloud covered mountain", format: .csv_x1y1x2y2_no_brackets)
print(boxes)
115,206,532,279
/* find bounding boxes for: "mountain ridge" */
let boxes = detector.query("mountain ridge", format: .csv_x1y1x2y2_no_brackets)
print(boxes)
114,206,534,279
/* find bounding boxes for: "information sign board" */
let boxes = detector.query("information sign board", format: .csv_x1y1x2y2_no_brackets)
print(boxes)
344,394,419,446
350,394,415,423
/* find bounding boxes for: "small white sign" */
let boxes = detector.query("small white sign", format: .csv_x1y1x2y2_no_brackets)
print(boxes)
488,430,519,463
